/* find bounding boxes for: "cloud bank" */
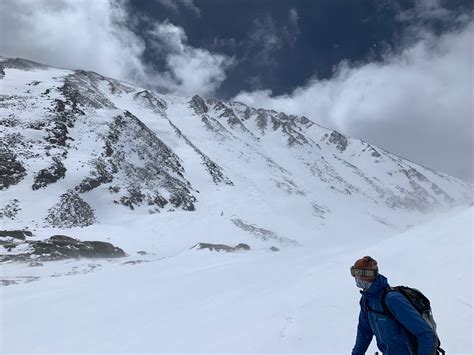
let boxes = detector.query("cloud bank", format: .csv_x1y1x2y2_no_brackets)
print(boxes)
0,0,231,97
235,20,473,182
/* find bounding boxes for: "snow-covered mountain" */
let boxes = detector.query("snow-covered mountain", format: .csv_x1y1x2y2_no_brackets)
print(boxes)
0,57,471,232
1,57,473,354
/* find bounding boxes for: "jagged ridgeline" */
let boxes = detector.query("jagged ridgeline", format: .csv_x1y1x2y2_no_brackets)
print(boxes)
0,57,471,228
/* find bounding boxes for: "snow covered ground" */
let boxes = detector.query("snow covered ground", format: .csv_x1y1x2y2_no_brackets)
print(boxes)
1,206,472,354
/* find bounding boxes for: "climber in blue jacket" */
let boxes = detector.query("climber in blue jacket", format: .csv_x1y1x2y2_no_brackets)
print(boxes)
351,256,437,355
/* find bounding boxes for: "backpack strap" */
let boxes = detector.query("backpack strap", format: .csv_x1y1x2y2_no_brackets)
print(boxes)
380,287,397,320
363,287,395,319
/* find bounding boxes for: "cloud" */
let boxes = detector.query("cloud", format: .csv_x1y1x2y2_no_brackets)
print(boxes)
0,0,147,83
288,8,299,31
148,21,234,96
235,20,474,181
157,0,201,17
245,13,300,67
0,0,229,96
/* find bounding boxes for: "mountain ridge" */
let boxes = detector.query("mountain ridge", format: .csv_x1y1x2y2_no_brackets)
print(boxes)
0,56,471,232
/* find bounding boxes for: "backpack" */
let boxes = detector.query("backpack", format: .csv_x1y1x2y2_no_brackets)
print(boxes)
380,286,445,355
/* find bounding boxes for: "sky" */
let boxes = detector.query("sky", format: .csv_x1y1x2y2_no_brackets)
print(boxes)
0,0,472,182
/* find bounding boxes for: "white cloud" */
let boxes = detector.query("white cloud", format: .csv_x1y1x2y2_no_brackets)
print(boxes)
148,21,234,96
157,0,201,16
0,0,230,96
235,21,474,181
0,0,147,83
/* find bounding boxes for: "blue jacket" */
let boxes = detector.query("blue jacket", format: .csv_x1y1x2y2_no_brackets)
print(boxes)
352,274,436,355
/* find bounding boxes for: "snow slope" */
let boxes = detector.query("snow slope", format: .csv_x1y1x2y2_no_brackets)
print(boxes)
1,207,472,354
0,57,471,236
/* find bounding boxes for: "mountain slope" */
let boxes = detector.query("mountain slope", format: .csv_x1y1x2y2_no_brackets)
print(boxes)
0,57,471,235
1,204,472,354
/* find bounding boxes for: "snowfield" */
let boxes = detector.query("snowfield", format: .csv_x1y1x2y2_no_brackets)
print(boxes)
1,206,472,354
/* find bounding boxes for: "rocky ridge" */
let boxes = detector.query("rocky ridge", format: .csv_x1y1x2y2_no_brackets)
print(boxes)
0,57,471,230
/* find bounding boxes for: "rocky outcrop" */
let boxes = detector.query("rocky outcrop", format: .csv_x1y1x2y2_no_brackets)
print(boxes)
0,235,126,262
45,191,96,228
0,230,32,240
0,146,26,190
190,95,208,114
104,111,197,212
134,90,167,113
192,242,251,252
327,131,348,152
32,157,66,190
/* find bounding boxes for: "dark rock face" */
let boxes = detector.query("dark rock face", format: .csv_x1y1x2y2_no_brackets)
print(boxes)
0,235,126,262
0,230,32,240
61,71,116,109
0,199,21,219
190,95,208,114
104,111,197,212
328,131,348,152
75,158,113,193
0,146,27,190
234,243,250,250
134,90,167,113
45,191,96,228
32,157,66,190
193,242,251,252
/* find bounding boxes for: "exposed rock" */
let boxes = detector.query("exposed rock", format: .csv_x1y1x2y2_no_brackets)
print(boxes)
33,235,125,259
1,235,126,262
61,71,116,109
103,111,197,212
32,156,66,190
270,246,280,252
328,131,348,152
192,242,251,252
45,191,96,228
122,260,149,265
75,158,113,193
0,199,21,219
235,243,250,250
0,146,27,190
134,90,167,113
1,241,19,251
137,251,147,255
190,95,208,114
0,230,32,240
29,262,44,267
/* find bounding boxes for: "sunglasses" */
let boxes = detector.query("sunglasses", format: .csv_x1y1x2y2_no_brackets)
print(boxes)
350,266,378,277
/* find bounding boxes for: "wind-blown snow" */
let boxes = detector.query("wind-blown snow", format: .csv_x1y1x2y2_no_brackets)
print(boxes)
0,207,472,354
